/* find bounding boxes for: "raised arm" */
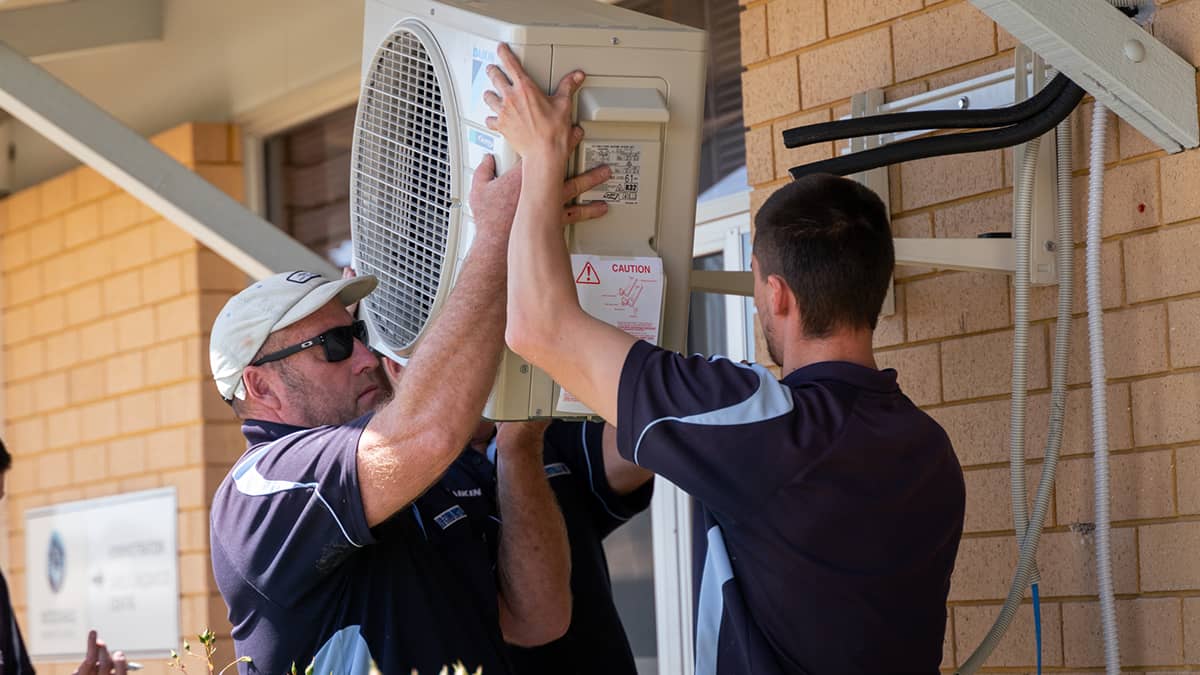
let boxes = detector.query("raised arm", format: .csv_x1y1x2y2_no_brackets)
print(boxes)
356,155,513,527
493,421,572,645
356,153,612,528
486,44,637,426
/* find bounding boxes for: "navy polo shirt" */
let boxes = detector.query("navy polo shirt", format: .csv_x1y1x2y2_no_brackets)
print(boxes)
210,415,513,675
617,340,965,674
507,421,653,674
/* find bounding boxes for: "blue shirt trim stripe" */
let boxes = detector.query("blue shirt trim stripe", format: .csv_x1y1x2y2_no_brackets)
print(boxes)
632,358,795,466
311,624,373,674
696,525,735,675
232,440,365,548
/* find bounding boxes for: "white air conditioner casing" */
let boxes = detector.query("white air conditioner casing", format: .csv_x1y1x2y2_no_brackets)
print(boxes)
352,0,707,420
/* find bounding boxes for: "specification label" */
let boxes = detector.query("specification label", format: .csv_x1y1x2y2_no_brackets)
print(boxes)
580,142,645,205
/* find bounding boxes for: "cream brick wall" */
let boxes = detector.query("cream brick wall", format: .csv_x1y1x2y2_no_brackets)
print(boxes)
742,0,1200,670
1,122,249,674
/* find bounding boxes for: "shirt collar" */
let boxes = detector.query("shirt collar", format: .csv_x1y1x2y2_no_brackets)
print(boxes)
781,361,899,393
241,419,309,446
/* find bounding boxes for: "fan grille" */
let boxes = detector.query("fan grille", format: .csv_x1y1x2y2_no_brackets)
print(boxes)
351,26,454,352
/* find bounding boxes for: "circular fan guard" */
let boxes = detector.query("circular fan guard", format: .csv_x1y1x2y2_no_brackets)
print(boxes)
350,21,461,357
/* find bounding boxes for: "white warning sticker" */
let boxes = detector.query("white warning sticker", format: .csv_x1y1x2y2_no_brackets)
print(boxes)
558,255,664,415
579,142,645,205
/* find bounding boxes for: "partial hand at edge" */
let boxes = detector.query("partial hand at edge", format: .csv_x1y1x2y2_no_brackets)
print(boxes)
72,630,127,675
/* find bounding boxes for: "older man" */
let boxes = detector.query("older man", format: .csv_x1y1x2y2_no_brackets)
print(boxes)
207,154,608,674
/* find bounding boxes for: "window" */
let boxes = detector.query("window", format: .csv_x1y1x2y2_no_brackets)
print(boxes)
262,105,357,267
615,0,746,194
689,197,755,363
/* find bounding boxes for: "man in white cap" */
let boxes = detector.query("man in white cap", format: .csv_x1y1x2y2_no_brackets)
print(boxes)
207,156,611,674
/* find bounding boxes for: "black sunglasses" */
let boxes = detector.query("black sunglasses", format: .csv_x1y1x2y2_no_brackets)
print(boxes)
251,320,370,367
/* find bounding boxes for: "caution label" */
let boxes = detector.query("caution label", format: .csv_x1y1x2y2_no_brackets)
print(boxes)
558,255,664,415
575,261,601,285
579,142,645,205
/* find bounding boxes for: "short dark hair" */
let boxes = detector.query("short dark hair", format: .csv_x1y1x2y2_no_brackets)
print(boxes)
753,173,894,337
0,438,10,473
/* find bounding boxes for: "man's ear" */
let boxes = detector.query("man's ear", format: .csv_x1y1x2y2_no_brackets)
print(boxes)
765,274,794,318
242,366,283,413
382,357,404,383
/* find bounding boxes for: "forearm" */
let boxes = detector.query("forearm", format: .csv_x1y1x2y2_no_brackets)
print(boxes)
505,157,635,424
496,435,572,645
396,234,508,431
506,159,587,359
358,237,508,523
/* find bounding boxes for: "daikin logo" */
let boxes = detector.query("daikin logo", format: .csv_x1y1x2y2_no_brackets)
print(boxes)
46,531,65,594
471,46,498,97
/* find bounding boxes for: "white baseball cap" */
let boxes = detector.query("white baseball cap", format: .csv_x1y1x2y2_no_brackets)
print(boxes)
209,270,378,401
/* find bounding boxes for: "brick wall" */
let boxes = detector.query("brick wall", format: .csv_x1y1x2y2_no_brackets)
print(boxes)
1,122,250,674
742,0,1200,670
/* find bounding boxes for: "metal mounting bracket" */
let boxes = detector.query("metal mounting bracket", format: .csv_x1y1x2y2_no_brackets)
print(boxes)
847,47,1061,318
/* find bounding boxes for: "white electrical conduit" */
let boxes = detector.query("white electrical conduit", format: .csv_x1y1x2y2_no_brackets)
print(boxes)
961,100,1121,675
1086,101,1121,675
1087,3,1135,672
958,110,1075,675
966,1,1134,668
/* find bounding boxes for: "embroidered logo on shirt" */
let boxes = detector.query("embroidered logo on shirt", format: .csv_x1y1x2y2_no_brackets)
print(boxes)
434,505,467,530
452,488,483,498
544,463,572,478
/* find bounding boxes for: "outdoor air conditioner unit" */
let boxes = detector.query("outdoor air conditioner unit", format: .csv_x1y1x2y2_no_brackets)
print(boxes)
351,0,708,420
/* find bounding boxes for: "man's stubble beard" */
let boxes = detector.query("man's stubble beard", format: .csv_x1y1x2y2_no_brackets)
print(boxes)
372,364,396,411
277,361,392,428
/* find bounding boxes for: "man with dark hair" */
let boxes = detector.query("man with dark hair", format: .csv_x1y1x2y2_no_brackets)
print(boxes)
752,175,896,346
488,45,965,674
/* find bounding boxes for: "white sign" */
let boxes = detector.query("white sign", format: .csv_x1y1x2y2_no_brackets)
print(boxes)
559,255,665,414
25,488,180,659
